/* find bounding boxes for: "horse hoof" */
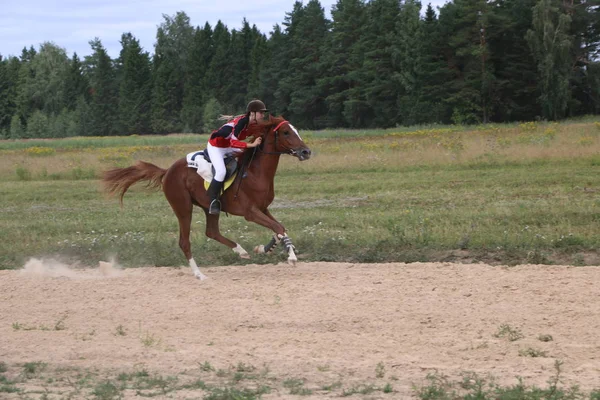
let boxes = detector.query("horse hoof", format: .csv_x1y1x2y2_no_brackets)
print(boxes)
233,244,250,259
287,258,297,266
254,245,265,254
195,273,208,281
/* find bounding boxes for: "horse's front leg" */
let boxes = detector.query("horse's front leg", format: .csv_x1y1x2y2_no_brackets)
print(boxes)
204,209,251,259
254,209,284,254
245,208,298,265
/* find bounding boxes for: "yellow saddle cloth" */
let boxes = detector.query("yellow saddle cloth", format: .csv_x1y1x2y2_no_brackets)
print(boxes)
203,172,238,192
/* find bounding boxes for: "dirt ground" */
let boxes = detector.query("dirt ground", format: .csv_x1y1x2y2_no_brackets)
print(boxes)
1,260,599,399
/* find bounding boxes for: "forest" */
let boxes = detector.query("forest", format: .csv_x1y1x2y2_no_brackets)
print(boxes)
0,0,599,138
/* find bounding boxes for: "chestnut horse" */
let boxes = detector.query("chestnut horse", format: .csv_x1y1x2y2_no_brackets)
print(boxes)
102,116,311,280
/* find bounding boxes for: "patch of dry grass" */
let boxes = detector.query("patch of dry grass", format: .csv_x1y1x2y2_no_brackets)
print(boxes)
1,120,599,180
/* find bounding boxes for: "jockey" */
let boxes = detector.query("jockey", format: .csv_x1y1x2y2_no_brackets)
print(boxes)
205,99,266,214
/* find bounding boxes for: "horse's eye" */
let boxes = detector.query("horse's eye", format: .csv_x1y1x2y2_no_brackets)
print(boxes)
283,130,290,136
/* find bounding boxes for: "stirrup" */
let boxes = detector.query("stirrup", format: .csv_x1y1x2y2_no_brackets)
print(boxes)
209,199,221,215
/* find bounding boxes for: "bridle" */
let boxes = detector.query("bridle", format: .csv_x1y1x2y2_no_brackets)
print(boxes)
256,120,298,156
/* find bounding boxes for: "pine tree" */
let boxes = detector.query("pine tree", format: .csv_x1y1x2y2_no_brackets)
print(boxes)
395,0,425,125
274,2,303,117
486,0,538,121
151,12,194,133
151,38,178,133
86,38,119,136
565,0,600,115
63,53,89,111
1,56,22,136
247,30,267,101
360,0,401,127
182,23,214,132
15,46,37,124
226,19,256,111
415,4,454,123
438,0,493,124
0,55,19,133
318,0,368,127
279,0,330,128
118,33,152,134
205,21,233,113
258,24,288,115
584,61,600,114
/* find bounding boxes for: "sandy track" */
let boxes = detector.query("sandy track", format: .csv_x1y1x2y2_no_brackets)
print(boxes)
1,261,599,398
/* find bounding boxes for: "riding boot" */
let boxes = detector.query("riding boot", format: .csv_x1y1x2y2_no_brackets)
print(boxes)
207,179,224,215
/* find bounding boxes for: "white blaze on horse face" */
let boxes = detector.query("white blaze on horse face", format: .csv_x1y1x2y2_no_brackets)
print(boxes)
189,258,207,280
288,124,302,140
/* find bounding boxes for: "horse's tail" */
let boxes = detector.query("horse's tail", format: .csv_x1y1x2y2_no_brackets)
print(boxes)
102,161,167,205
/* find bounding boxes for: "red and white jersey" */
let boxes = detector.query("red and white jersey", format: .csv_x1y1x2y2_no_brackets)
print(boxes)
208,115,250,148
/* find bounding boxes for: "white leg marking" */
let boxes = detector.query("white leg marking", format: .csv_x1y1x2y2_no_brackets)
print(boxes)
254,245,265,254
278,233,297,265
287,246,297,265
233,243,250,259
189,258,208,280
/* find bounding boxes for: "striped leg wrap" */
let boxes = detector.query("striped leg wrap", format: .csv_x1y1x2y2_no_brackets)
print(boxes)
264,236,279,253
281,235,295,251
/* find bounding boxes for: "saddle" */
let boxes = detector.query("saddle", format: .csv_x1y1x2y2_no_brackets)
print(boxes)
186,150,239,190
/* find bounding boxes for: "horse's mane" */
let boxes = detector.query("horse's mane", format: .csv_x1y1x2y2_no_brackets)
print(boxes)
245,115,285,138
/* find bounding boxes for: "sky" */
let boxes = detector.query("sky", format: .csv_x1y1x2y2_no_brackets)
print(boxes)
0,0,448,59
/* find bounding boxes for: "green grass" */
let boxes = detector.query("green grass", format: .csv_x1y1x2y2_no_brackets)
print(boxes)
0,360,597,399
518,347,549,358
414,362,600,400
493,324,525,342
1,120,599,269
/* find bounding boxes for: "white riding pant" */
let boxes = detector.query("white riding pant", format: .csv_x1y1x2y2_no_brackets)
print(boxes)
206,143,241,182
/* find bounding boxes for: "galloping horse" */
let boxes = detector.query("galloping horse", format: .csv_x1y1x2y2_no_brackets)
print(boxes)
102,116,311,280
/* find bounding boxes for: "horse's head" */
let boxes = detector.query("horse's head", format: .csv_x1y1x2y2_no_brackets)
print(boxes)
253,116,311,161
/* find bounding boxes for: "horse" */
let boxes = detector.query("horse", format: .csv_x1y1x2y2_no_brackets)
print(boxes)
102,115,311,280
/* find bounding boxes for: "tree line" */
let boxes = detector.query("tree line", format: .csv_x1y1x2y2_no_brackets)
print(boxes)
0,0,599,138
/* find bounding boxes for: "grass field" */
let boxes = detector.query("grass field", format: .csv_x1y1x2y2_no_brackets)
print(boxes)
1,358,597,399
1,119,599,270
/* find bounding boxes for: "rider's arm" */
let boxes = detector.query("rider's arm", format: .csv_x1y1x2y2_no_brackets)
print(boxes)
233,116,250,139
210,124,241,147
211,125,233,138
229,138,248,149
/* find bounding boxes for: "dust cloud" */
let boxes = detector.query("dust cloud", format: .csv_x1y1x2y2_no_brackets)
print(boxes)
20,257,122,278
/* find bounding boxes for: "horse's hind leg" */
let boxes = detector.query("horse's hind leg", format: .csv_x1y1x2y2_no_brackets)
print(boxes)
165,190,207,280
204,210,251,259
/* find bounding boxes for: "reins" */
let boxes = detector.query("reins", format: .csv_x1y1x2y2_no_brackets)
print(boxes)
233,146,257,199
233,119,291,199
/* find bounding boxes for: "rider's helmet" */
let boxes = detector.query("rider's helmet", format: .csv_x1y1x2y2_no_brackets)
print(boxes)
246,100,268,114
